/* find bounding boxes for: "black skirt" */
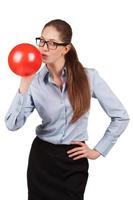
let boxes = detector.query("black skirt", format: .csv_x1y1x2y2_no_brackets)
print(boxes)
27,136,89,200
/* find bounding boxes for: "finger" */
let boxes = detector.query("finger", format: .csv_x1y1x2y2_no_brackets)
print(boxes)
70,141,85,146
73,154,86,160
68,150,85,158
67,147,83,154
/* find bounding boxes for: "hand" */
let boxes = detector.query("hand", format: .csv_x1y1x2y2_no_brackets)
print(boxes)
67,141,101,160
19,74,35,93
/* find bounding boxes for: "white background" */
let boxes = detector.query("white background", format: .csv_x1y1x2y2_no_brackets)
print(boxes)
0,0,132,199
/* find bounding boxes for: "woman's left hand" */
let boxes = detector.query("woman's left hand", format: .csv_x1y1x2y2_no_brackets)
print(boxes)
67,141,101,160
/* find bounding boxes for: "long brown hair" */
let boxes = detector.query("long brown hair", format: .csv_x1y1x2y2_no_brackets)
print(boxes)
43,19,91,123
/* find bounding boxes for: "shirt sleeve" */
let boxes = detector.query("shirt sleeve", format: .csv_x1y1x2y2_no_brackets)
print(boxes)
5,87,35,131
92,69,130,156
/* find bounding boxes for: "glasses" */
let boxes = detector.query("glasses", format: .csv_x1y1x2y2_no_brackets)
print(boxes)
35,37,69,50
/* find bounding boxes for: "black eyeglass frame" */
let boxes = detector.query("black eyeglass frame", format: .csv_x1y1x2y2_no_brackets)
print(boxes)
35,37,69,49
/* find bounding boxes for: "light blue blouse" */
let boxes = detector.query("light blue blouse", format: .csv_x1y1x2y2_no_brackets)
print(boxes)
5,65,129,156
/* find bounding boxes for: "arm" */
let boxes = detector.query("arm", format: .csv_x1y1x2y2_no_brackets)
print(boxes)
5,76,35,131
92,69,130,156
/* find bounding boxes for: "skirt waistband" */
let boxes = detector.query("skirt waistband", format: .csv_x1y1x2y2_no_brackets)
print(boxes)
33,136,85,155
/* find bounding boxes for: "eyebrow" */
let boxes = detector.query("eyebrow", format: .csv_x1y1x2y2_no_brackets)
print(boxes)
41,36,59,42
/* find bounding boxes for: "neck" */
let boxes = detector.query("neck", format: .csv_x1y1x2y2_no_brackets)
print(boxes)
46,58,65,79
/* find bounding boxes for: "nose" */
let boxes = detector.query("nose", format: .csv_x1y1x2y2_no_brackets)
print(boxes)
43,42,49,51
39,43,49,53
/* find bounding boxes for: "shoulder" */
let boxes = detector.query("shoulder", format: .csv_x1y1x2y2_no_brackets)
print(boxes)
83,67,97,92
84,67,99,82
84,67,103,81
84,67,104,93
84,67,98,76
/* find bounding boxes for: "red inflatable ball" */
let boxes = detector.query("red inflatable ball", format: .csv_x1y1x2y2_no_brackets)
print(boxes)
8,43,42,76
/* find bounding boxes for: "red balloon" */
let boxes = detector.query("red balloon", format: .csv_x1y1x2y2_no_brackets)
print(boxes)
8,43,42,76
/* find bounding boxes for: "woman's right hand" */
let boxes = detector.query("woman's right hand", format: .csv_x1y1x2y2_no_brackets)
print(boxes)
19,74,35,94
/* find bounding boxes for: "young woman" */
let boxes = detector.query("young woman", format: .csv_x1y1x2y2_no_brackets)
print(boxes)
5,19,129,200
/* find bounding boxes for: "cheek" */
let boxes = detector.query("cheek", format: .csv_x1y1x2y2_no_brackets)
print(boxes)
50,50,62,60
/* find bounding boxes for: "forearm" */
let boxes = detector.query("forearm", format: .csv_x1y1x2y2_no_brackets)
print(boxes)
5,89,35,131
94,118,129,156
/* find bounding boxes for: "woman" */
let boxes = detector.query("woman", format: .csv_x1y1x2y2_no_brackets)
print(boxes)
5,19,129,200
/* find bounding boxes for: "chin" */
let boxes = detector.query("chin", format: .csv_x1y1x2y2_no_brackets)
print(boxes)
43,60,55,65
42,59,49,64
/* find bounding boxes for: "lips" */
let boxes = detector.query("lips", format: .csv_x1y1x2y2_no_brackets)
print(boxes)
41,54,49,59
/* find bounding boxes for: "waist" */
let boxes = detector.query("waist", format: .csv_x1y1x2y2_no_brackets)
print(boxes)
34,136,85,155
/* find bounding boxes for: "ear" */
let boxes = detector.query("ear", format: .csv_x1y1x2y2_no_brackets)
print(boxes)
63,44,71,55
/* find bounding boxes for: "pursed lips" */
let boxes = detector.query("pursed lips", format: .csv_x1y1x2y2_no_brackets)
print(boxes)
41,54,49,59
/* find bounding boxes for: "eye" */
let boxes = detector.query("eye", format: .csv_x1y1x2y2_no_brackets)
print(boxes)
48,41,56,46
40,38,45,43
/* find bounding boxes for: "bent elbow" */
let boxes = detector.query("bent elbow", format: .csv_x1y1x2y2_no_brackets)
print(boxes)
122,111,130,122
5,118,24,132
5,121,19,131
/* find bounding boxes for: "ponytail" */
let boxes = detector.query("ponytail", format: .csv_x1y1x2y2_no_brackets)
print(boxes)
65,44,91,123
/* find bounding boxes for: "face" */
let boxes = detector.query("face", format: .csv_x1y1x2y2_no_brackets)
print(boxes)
39,26,71,65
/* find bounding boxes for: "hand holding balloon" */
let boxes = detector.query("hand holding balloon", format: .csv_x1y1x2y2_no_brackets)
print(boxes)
19,74,35,94
8,43,42,76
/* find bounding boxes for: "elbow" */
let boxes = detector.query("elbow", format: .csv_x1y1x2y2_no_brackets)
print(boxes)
119,109,130,122
111,110,130,129
5,118,21,132
123,111,130,123
123,117,130,128
113,112,130,130
5,112,27,131
5,122,19,131
125,117,130,126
